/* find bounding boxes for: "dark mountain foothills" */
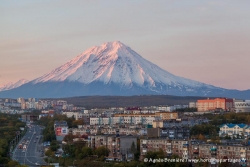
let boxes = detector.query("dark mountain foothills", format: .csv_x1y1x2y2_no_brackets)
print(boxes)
44,95,209,109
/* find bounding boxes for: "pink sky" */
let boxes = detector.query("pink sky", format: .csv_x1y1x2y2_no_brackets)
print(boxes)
0,0,250,90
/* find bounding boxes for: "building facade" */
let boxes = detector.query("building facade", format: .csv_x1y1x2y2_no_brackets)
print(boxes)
197,98,234,112
235,100,250,113
219,123,247,138
88,135,137,160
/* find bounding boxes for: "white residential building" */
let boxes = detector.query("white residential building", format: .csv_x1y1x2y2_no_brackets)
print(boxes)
235,100,250,113
62,111,83,120
219,123,247,138
89,116,155,125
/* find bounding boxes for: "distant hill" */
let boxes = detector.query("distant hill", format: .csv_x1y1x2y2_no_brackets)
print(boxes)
45,95,209,109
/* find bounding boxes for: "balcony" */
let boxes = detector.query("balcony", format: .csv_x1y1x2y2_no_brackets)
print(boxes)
166,150,172,154
210,151,217,155
241,154,246,158
182,154,188,159
210,146,217,151
182,151,188,155
193,150,199,154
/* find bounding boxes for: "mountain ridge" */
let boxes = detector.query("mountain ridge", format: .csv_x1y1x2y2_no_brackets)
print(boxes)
0,79,29,92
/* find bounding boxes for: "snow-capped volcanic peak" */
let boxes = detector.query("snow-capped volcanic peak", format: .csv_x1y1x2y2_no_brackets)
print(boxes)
0,79,29,91
32,41,212,88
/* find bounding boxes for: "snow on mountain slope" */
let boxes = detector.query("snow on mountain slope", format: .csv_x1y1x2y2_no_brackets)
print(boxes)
0,79,29,91
32,41,214,90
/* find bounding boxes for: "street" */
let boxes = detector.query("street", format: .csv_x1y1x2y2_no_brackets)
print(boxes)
12,124,47,167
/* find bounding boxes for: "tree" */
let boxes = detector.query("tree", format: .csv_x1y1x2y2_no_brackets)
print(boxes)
72,120,84,128
82,147,93,158
7,160,19,167
94,146,110,157
130,141,137,154
198,134,206,141
144,149,166,167
63,134,77,144
45,149,54,157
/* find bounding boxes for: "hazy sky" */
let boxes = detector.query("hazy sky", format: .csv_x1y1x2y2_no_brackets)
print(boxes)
1,0,250,90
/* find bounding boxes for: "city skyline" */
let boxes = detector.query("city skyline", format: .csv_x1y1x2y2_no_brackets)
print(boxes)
1,1,250,90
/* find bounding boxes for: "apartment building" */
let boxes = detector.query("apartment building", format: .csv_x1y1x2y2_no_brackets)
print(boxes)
235,100,250,113
140,138,168,157
217,145,246,160
160,127,190,139
54,121,69,141
88,135,137,160
140,139,189,160
90,116,155,125
171,139,189,159
197,98,234,112
141,139,249,166
244,126,250,138
189,141,200,159
198,144,216,159
155,112,178,120
62,111,83,120
21,114,38,122
153,118,209,128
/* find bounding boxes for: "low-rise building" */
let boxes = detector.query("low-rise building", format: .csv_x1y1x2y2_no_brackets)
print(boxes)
62,111,83,120
219,123,247,138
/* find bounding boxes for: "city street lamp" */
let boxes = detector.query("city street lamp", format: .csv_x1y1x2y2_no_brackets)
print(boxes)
73,160,76,167
9,140,13,158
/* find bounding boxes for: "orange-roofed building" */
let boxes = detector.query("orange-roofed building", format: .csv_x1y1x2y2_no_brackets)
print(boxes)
197,98,234,112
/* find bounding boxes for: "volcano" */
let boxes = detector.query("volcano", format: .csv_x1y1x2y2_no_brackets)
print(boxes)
0,41,249,98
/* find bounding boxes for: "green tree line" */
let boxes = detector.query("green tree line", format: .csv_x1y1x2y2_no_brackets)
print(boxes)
0,113,26,166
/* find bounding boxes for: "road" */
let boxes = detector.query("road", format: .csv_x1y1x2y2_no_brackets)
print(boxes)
12,124,47,167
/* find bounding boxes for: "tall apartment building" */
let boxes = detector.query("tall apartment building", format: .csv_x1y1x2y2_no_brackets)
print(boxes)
196,98,234,112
